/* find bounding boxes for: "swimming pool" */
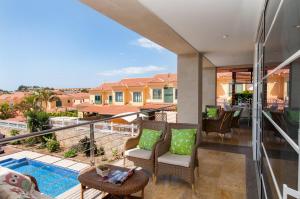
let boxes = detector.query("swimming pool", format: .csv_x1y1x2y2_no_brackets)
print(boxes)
0,158,79,197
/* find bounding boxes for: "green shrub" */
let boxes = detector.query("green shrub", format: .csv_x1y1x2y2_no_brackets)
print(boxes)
111,148,120,160
70,143,84,153
64,149,77,158
10,130,21,145
97,146,105,156
78,136,97,157
46,139,60,152
48,111,78,117
24,137,38,146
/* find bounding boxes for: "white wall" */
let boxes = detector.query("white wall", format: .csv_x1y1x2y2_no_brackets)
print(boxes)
177,53,202,124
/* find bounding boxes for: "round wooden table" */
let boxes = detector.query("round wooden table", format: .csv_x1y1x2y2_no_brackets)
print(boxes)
78,165,149,199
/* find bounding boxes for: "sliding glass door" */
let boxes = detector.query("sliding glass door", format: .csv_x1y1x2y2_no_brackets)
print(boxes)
255,0,300,198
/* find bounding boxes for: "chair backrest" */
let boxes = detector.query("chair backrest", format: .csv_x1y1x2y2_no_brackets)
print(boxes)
137,120,167,140
219,111,235,133
164,123,200,149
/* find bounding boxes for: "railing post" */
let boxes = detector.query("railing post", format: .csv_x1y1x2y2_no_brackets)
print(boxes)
90,123,95,166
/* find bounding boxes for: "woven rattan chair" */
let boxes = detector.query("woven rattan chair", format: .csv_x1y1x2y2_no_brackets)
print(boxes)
154,123,200,191
124,120,167,177
203,110,234,142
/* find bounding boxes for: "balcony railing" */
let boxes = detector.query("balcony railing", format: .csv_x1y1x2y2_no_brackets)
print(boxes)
0,105,176,198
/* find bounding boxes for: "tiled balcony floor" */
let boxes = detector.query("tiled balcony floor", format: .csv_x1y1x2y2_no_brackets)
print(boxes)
136,148,247,199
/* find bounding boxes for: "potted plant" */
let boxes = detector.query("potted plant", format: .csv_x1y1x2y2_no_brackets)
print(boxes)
96,164,110,177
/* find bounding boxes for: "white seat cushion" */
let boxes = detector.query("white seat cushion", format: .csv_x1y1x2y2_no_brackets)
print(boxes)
157,152,191,167
124,148,152,160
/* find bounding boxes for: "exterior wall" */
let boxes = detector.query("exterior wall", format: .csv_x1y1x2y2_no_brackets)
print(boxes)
202,67,216,109
177,53,202,124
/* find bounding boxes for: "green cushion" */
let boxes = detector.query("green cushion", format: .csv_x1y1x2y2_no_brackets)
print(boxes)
233,110,240,117
287,110,300,123
170,129,197,155
207,107,218,118
138,129,161,151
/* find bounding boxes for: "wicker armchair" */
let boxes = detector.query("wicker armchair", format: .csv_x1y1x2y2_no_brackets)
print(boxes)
203,110,234,142
231,107,243,128
154,123,200,190
124,120,167,176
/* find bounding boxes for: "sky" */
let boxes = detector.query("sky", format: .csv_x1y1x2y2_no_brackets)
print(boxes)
0,0,176,91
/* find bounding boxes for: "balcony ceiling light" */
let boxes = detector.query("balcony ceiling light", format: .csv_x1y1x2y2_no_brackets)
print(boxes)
295,25,300,29
222,34,229,39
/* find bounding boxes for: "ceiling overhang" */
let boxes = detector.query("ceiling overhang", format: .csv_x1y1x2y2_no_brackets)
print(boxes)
81,0,263,66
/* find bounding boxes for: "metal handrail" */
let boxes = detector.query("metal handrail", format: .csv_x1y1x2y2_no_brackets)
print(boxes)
0,105,175,145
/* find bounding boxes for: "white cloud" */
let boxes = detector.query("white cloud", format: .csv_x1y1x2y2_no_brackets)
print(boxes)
134,37,165,51
97,65,166,76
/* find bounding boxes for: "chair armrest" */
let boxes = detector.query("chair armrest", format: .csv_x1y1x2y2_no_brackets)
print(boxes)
189,142,200,168
124,137,139,151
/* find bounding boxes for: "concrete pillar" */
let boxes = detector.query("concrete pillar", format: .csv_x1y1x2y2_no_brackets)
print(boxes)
177,53,202,124
202,67,216,110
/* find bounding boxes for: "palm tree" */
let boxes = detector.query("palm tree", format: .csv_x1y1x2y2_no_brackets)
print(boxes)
35,89,55,111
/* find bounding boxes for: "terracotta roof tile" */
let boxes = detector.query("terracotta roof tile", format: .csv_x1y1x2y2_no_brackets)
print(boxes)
78,105,140,115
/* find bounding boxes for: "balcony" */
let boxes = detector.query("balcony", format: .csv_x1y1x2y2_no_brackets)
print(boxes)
0,105,256,199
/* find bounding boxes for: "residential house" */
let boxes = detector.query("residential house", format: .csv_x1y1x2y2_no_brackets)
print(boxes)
47,93,90,112
78,74,177,119
0,92,28,106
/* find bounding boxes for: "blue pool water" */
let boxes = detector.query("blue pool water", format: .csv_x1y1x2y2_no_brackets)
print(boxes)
0,158,79,197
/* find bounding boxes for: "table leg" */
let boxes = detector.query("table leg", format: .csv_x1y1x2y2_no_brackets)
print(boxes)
81,184,86,199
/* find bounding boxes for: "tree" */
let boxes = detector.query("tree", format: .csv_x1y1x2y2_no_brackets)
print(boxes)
35,89,55,110
16,94,41,114
0,103,15,119
26,111,50,132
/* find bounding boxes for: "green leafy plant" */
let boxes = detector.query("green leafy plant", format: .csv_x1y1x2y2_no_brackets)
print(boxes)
24,137,38,146
46,139,60,152
10,129,21,145
78,136,97,157
97,146,105,156
0,103,16,119
111,148,120,160
64,149,77,158
48,110,78,117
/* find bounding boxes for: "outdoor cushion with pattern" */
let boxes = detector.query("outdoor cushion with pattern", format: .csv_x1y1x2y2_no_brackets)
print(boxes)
207,107,218,118
170,128,196,155
138,129,162,150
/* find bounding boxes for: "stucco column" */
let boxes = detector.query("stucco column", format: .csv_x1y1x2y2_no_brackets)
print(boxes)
177,53,203,124
202,67,216,110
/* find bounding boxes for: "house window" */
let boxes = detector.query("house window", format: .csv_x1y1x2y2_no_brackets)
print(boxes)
175,89,178,100
95,95,102,104
56,100,62,107
115,92,123,102
133,92,142,102
109,95,113,104
153,89,162,100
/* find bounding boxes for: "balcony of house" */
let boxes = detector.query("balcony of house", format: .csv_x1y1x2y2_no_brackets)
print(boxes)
0,103,257,199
